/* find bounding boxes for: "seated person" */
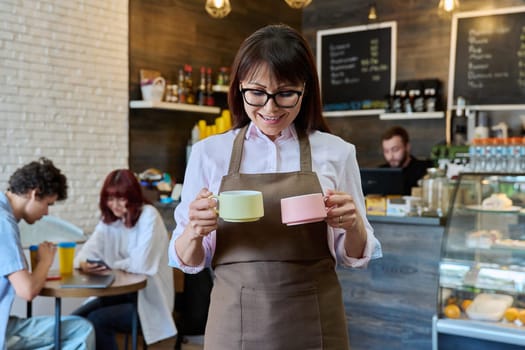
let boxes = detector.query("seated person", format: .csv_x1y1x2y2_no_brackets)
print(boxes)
72,169,176,350
380,126,434,195
0,157,94,349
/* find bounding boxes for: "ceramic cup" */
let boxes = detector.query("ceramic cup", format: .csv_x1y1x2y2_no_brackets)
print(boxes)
141,76,166,102
211,190,264,222
58,242,76,275
281,193,327,226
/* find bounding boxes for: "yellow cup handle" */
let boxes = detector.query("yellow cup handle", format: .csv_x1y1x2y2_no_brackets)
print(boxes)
209,194,219,215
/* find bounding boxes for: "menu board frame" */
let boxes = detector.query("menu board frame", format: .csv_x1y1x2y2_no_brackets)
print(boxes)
448,6,525,110
316,21,397,117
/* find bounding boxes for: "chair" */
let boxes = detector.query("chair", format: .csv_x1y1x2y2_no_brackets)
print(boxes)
173,268,213,350
122,303,148,350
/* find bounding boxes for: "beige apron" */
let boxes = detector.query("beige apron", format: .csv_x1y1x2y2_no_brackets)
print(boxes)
204,126,349,350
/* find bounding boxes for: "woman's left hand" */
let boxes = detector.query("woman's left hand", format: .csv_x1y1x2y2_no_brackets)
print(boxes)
324,189,360,231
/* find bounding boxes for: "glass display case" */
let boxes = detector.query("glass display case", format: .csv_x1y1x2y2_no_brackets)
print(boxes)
432,173,525,350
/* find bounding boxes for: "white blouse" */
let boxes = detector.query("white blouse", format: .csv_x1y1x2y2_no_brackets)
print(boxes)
75,205,176,344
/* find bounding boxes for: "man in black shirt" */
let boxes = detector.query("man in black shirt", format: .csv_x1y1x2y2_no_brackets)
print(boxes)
379,126,434,195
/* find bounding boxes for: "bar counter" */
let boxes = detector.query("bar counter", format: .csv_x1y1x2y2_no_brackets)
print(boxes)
338,215,446,350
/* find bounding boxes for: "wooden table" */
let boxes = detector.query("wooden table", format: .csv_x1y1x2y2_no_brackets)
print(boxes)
38,269,147,350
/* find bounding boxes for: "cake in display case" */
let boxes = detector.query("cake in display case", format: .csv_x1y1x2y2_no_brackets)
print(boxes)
433,173,525,350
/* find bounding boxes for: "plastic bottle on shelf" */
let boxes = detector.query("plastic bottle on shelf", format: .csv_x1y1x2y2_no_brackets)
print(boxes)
518,136,525,173
468,138,483,172
507,137,520,173
495,138,507,173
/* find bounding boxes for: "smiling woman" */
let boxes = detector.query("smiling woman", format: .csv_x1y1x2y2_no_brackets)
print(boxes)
169,24,382,350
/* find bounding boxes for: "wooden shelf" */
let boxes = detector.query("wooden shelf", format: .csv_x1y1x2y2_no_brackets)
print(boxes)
323,109,385,117
379,111,445,120
129,100,221,114
212,85,229,93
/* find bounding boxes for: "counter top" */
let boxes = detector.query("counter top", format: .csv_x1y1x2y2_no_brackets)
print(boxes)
368,215,446,226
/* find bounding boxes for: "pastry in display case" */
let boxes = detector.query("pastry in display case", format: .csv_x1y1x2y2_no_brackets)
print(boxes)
432,173,525,350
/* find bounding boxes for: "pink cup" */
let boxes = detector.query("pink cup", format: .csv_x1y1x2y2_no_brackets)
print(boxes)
281,193,327,226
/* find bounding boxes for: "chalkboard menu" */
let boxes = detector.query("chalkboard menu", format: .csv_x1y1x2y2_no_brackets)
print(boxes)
449,6,525,107
316,22,396,116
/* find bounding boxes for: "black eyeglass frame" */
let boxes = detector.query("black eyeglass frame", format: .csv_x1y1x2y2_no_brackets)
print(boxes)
240,84,305,108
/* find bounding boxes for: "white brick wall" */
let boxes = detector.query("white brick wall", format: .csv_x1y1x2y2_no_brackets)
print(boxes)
0,0,129,232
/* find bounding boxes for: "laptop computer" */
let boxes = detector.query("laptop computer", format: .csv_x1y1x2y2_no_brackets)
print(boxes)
60,271,115,289
359,168,404,196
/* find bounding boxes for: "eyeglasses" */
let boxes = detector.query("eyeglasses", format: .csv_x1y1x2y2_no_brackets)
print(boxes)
240,84,304,108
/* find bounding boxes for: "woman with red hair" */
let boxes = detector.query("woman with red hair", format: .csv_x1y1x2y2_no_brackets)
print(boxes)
72,169,176,350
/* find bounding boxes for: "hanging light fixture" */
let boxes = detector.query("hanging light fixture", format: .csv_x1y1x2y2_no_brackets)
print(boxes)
205,0,231,18
438,0,460,14
368,3,377,20
284,0,312,9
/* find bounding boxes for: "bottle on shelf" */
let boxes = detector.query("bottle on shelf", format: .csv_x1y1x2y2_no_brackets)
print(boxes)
423,88,436,112
184,64,195,105
402,90,412,113
177,68,187,104
507,137,522,173
390,89,403,113
205,67,215,106
453,97,467,146
520,136,525,172
412,89,425,112
197,66,206,106
217,66,230,86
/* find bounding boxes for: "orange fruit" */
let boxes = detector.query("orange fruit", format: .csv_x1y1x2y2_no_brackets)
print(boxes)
518,310,525,324
446,296,458,305
504,307,519,322
461,299,472,311
444,304,461,319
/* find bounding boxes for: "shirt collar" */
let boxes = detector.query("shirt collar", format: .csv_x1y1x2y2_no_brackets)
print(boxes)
245,122,298,142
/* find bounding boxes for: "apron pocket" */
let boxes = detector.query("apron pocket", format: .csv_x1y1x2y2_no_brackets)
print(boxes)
240,284,323,350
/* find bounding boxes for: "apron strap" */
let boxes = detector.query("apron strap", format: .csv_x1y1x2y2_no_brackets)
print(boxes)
228,124,312,174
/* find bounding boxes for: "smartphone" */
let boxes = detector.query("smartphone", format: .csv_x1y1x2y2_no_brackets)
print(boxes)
86,258,112,270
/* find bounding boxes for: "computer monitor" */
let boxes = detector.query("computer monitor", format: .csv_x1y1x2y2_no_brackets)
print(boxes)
359,168,404,196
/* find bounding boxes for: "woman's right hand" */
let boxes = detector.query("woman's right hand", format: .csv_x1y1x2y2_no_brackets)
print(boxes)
187,187,219,240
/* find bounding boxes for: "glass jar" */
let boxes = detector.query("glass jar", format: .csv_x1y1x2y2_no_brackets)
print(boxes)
422,168,449,217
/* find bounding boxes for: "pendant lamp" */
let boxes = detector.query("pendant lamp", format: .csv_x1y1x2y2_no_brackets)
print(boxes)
438,0,460,14
284,0,312,9
205,0,231,18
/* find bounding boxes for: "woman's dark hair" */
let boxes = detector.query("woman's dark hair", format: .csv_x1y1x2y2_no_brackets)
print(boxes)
99,169,148,228
228,24,331,134
8,157,67,200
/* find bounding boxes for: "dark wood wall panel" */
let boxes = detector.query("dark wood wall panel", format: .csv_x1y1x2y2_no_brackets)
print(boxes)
129,0,301,180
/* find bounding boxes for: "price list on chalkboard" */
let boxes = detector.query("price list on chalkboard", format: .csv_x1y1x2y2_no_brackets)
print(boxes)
317,22,396,115
451,8,525,106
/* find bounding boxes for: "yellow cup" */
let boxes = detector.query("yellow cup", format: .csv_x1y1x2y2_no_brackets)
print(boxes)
29,245,38,271
211,190,264,222
58,242,76,275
